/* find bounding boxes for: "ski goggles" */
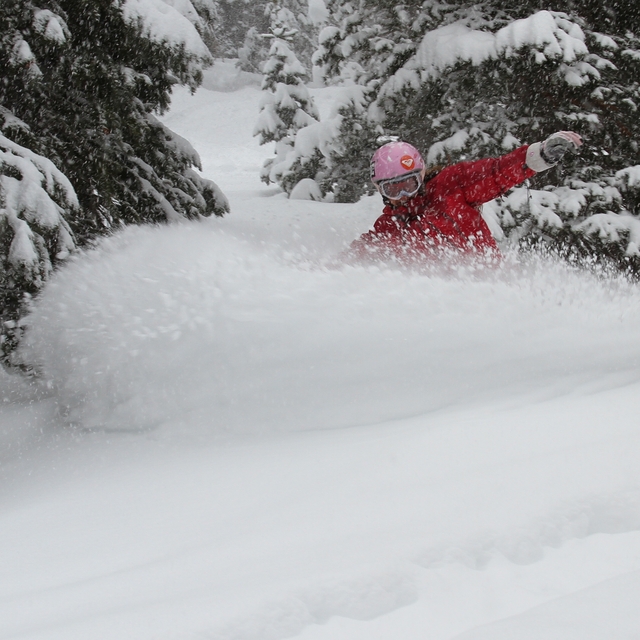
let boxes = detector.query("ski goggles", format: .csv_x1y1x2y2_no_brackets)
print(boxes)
376,171,423,200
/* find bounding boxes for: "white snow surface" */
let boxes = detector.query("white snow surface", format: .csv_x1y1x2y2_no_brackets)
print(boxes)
2,61,640,640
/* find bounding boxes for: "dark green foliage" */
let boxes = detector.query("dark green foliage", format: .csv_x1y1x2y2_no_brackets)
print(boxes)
1,0,227,230
318,97,379,202
0,0,229,365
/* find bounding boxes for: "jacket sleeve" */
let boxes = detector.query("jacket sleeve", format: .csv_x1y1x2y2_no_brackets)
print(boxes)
433,146,536,207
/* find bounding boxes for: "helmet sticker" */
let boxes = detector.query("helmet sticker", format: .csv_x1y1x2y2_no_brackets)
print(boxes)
400,155,415,170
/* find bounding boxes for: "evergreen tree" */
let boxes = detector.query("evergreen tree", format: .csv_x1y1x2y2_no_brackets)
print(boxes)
212,0,270,59
306,0,640,271
238,26,271,73
210,0,324,66
209,0,327,70
0,0,229,365
190,0,224,55
0,110,77,360
253,22,320,193
266,0,325,70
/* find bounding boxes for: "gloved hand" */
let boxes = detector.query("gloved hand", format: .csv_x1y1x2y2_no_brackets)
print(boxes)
526,131,583,172
540,131,583,165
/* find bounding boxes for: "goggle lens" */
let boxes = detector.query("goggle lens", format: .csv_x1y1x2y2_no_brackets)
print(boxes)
378,173,422,199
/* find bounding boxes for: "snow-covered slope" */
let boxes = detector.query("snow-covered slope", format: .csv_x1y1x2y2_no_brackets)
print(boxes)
1,60,640,640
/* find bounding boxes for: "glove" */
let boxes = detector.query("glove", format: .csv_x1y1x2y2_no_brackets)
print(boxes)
526,131,582,172
540,131,583,164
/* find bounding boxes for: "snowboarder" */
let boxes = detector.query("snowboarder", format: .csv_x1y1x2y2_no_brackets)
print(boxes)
345,132,583,263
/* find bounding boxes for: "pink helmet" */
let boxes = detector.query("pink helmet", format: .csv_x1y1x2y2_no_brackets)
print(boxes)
370,141,425,183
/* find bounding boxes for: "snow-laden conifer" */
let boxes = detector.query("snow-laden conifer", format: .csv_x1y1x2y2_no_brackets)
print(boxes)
0,113,77,360
232,0,325,71
253,17,321,194
0,0,229,364
238,26,270,73
266,0,325,70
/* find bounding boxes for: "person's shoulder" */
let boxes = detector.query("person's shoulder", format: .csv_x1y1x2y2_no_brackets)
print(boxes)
425,164,457,192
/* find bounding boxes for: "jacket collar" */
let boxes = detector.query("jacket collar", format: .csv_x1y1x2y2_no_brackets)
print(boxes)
383,190,429,220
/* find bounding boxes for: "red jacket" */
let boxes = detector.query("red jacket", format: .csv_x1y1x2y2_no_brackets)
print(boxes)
348,145,536,263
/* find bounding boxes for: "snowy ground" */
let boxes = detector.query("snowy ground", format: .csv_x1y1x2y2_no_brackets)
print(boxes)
2,60,640,639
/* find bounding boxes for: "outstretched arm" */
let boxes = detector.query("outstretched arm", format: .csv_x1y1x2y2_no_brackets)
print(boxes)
433,146,534,208
433,132,582,207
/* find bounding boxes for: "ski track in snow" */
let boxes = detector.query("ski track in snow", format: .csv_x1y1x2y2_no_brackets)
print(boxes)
2,61,640,639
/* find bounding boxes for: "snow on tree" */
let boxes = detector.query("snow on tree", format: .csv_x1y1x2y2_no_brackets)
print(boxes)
305,0,640,272
0,113,77,361
237,26,271,73
0,0,229,364
253,22,321,194
281,84,376,202
181,0,223,55
265,0,326,70
202,0,268,59
213,0,326,66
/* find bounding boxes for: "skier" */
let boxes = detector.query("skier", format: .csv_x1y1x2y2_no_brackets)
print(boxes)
345,132,582,263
